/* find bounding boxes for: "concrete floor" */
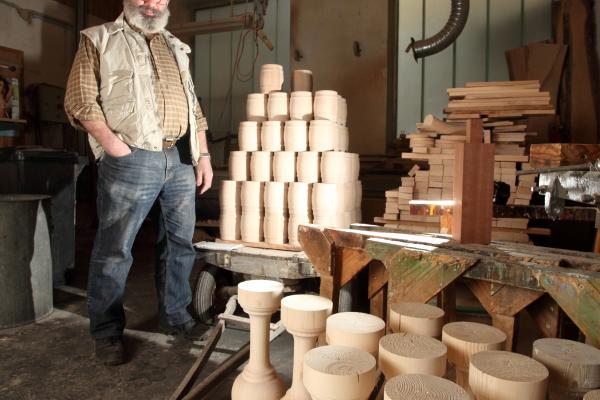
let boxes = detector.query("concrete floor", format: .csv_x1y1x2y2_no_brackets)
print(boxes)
0,201,293,400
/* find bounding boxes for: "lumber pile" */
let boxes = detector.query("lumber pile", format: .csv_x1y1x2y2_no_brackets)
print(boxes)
530,143,600,168
376,80,555,243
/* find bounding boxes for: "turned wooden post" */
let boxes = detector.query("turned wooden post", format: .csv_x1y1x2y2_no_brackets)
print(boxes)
231,280,285,400
281,294,333,400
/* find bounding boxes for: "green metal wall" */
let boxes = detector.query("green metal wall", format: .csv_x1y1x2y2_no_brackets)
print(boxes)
193,1,291,137
397,0,553,135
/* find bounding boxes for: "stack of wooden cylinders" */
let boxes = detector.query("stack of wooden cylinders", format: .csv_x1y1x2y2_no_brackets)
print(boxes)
303,345,378,400
220,64,362,246
240,181,264,242
388,302,445,338
326,312,386,358
384,374,471,400
585,390,600,399
469,350,549,400
442,322,506,393
219,181,241,240
378,333,447,379
532,338,600,400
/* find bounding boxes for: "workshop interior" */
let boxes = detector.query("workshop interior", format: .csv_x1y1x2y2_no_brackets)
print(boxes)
1,0,600,399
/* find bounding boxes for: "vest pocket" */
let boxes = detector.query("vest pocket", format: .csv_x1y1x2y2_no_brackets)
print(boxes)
104,100,136,133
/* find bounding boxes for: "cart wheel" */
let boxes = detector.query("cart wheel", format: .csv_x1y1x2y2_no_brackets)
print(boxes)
338,279,354,312
193,265,229,324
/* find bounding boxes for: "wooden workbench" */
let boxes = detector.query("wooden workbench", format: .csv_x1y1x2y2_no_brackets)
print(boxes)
298,224,600,349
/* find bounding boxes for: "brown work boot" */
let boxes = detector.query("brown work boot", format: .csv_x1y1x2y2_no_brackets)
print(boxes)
95,336,126,366
159,320,207,341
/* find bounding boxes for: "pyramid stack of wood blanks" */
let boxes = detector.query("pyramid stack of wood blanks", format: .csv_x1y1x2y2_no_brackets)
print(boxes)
219,65,362,248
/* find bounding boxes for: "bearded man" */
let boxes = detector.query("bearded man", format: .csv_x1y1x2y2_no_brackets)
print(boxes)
64,0,213,366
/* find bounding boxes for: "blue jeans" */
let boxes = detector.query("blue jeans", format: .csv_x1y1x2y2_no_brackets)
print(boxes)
88,145,196,338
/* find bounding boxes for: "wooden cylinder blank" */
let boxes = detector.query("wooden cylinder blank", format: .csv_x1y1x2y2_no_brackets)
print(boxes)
313,90,338,122
384,374,471,400
273,151,296,183
250,151,272,182
303,345,377,400
288,214,311,247
584,390,600,400
267,91,289,121
229,151,250,181
246,93,268,122
264,182,288,212
334,125,349,151
389,302,445,337
379,333,447,379
321,151,351,183
264,213,287,245
284,120,309,152
290,91,313,121
259,64,284,94
292,69,313,92
220,180,241,211
469,350,549,400
240,212,264,243
326,312,386,359
220,212,240,241
442,322,506,391
308,120,336,152
288,182,312,214
261,121,284,152
297,151,320,183
238,121,261,151
532,338,600,400
337,96,347,126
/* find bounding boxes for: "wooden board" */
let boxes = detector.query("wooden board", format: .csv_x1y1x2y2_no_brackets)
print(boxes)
216,238,302,252
453,120,495,244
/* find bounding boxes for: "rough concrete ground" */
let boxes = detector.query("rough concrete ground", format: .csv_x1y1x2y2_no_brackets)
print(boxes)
0,202,292,400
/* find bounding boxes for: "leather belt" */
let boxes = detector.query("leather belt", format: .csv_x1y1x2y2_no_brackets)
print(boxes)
162,137,178,149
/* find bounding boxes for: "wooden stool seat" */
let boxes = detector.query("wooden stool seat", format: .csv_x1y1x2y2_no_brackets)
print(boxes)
469,350,549,400
442,322,506,391
584,389,600,400
384,374,471,400
533,338,600,400
303,345,377,400
326,312,386,358
389,302,445,337
379,333,447,378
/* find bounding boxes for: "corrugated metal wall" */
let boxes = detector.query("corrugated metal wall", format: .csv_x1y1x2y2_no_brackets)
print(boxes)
193,1,290,137
397,0,553,135
193,0,552,148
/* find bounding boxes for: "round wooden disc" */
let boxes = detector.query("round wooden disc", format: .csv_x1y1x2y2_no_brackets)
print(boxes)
532,338,600,392
442,322,506,368
281,294,333,336
584,389,600,400
384,374,471,400
470,350,549,400
379,333,447,378
389,302,444,337
326,312,386,357
303,345,377,399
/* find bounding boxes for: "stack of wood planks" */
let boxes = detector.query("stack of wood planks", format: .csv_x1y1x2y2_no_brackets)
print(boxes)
376,80,555,243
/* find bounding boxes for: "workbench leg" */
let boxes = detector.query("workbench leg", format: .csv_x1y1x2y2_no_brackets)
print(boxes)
437,284,457,324
492,314,517,351
527,295,561,339
368,261,388,321
319,275,340,314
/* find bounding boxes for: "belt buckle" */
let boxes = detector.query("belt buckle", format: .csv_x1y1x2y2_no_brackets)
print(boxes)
163,138,176,149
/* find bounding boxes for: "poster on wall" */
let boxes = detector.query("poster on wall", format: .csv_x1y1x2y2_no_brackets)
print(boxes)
0,75,19,120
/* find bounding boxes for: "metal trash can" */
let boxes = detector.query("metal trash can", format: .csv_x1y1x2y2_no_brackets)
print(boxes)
0,195,53,328
0,147,84,286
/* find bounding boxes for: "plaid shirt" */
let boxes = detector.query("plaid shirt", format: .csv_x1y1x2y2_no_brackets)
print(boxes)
65,30,208,139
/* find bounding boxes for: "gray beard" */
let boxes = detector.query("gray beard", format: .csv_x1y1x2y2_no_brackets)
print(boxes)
123,1,170,34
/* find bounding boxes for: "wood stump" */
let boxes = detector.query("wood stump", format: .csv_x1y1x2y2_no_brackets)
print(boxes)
389,302,445,337
584,390,600,399
469,350,549,400
303,345,378,400
378,333,447,379
384,374,471,400
442,322,506,392
532,338,600,400
231,280,285,400
281,294,333,400
326,312,386,358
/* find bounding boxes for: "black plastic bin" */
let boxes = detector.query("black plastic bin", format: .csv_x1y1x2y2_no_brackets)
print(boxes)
0,147,82,286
